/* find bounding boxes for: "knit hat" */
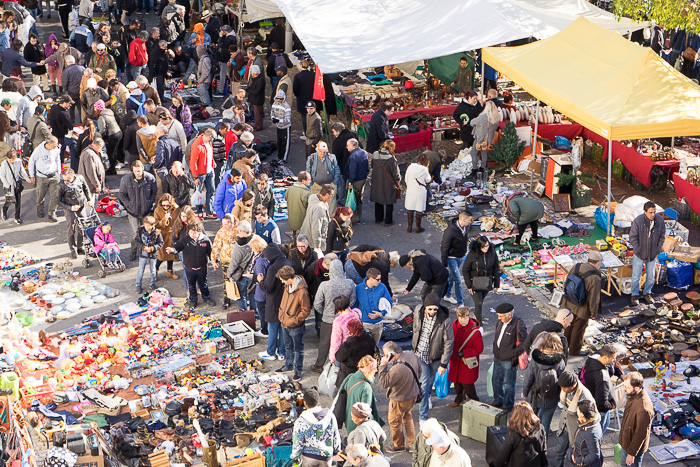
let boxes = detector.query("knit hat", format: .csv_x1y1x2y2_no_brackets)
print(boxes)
351,402,372,419
86,78,97,89
558,370,578,388
94,100,105,111
1,98,11,106
588,250,603,263
423,293,441,308
399,255,410,267
495,303,514,314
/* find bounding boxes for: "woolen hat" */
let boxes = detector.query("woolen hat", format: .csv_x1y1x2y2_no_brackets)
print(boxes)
588,250,603,263
495,303,514,314
558,370,578,388
423,293,441,307
399,255,410,267
351,402,372,419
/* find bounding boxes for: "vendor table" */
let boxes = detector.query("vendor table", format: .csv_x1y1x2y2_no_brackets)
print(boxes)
552,251,623,296
506,121,585,142
392,128,433,153
353,104,458,123
673,173,700,214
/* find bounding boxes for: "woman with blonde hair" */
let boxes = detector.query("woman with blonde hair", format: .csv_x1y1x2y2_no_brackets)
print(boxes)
153,193,179,281
370,139,401,226
492,401,547,467
522,332,566,434
470,99,500,173
338,353,384,432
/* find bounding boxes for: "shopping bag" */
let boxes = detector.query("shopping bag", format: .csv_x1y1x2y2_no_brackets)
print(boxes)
191,187,205,206
486,362,494,398
318,362,339,397
434,365,450,399
225,281,240,300
346,187,357,212
667,261,693,289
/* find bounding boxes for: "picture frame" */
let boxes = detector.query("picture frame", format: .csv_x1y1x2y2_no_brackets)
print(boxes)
549,289,564,307
151,410,165,421
534,182,545,197
553,193,572,212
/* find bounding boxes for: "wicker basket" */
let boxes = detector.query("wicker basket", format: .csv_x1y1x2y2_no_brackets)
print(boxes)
674,199,691,220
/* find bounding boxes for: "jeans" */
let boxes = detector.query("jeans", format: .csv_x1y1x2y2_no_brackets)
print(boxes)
136,257,156,289
282,324,304,372
199,81,212,106
255,299,268,334
418,359,441,421
471,289,489,324
420,281,446,301
99,247,120,263
492,359,517,409
266,321,285,358
235,276,250,310
129,64,147,82
536,406,556,435
337,174,347,206
620,448,644,467
185,267,210,303
600,410,610,434
445,256,466,304
197,172,215,215
552,429,570,467
28,8,38,35
179,251,188,289
631,254,655,297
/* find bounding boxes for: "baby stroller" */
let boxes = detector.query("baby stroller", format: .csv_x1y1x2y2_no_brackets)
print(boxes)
76,213,125,277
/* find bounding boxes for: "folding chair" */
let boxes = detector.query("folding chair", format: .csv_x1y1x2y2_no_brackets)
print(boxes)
595,173,627,203
664,207,679,229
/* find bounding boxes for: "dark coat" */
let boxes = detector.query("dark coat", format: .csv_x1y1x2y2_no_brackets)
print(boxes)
366,109,389,154
326,215,352,254
619,390,653,457
332,128,360,176
522,349,566,409
204,16,220,44
369,150,400,205
134,226,164,259
406,252,449,292
62,64,85,96
24,42,46,75
561,262,601,320
162,171,195,208
453,99,482,147
335,332,376,389
571,417,603,467
118,172,157,218
462,240,501,290
292,69,314,113
411,305,454,367
583,357,615,413
507,196,544,226
154,135,182,175
248,74,265,106
48,104,73,140
523,319,568,362
57,174,91,211
493,315,528,363
1,49,36,78
122,111,140,160
149,45,169,77
258,244,294,323
629,213,665,262
491,424,548,467
290,247,319,287
266,51,292,78
440,218,469,265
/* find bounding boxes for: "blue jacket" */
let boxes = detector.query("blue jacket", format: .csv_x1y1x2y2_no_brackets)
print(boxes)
0,30,9,52
0,49,36,78
70,25,94,54
346,147,369,183
355,278,392,324
305,152,341,187
213,170,247,219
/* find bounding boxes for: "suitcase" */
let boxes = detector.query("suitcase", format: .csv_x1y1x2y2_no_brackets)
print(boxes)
460,400,508,443
485,425,508,466
226,310,256,330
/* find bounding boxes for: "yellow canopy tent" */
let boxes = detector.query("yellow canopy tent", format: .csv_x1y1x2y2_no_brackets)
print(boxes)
483,17,700,232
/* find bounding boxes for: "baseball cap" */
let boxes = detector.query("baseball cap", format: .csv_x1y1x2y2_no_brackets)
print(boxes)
96,43,106,50
86,78,97,89
126,81,138,90
58,95,75,104
317,141,328,150
305,101,316,109
425,429,449,447
221,25,232,33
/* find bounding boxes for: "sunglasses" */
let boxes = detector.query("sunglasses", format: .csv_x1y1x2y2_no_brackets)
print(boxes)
162,204,170,208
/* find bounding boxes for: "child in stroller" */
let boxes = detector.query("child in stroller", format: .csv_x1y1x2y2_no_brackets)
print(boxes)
93,222,121,269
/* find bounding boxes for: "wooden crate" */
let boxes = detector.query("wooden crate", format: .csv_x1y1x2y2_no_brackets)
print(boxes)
224,454,265,467
148,451,170,467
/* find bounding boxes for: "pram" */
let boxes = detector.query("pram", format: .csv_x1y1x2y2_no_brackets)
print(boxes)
75,213,125,277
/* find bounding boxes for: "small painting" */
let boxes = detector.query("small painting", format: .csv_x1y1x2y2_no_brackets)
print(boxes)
553,193,572,212
534,182,545,197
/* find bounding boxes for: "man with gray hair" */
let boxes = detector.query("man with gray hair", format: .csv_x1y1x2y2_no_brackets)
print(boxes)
345,444,389,467
28,135,62,222
227,220,254,309
60,54,84,124
423,427,471,466
412,419,461,467
153,124,181,196
345,137,369,223
78,137,106,197
136,73,161,106
331,122,360,205
248,63,265,132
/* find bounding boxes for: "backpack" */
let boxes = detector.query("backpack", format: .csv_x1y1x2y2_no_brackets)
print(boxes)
128,94,147,117
530,367,558,405
207,45,222,76
563,263,598,306
274,52,286,70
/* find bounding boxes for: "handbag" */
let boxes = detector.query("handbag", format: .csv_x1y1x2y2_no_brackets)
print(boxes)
6,162,22,197
398,360,424,403
225,280,240,300
472,256,492,291
684,46,698,62
21,120,40,158
458,328,480,369
377,158,401,199
331,380,366,429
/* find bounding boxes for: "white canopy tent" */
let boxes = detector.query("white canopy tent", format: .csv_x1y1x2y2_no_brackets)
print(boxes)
242,0,645,73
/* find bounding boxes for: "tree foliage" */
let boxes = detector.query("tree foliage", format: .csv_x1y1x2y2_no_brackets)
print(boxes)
613,0,700,34
491,122,525,172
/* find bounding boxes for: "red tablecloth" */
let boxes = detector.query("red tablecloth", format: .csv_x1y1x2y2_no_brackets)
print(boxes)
673,173,700,213
501,121,585,141
355,105,457,123
392,128,432,153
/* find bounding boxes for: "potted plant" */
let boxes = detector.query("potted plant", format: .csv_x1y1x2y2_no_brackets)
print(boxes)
491,121,525,174
555,171,594,208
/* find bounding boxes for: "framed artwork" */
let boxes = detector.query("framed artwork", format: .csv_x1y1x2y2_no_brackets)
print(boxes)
549,289,564,307
534,182,545,197
553,193,572,212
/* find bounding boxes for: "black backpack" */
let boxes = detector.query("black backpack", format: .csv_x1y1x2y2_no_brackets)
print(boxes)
530,367,558,406
564,263,599,305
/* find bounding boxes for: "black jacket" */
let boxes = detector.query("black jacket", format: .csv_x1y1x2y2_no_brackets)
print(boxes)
173,232,211,269
583,357,615,413
522,349,566,409
204,16,220,44
290,247,319,287
462,240,500,290
326,216,352,253
266,51,292,78
332,128,360,176
493,315,528,363
453,99,483,146
440,218,469,265
248,74,265,106
24,42,46,75
58,174,91,211
629,213,665,262
258,244,294,323
134,226,163,259
118,172,157,218
48,104,73,140
149,45,169,77
292,69,314,113
406,252,449,292
122,111,139,159
335,333,377,389
491,424,548,467
366,109,389,154
162,171,195,208
217,34,236,61
523,319,569,362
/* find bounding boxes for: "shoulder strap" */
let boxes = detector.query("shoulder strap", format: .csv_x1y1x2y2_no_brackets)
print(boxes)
458,328,480,353
377,158,399,189
348,380,367,393
398,360,421,391
29,118,40,141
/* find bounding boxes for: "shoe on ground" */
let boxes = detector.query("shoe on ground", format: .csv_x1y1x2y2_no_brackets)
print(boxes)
385,445,407,454
630,296,640,306
444,296,458,305
70,250,78,259
384,221,394,226
293,370,302,381
136,286,142,294
37,211,45,218
13,218,20,224
309,364,323,373
276,365,293,373
76,248,85,255
166,271,179,279
47,215,58,223
186,300,197,308
258,352,276,361
447,402,461,408
277,354,286,361
222,298,230,310
203,298,216,306
254,330,267,338
299,135,306,141
643,294,655,304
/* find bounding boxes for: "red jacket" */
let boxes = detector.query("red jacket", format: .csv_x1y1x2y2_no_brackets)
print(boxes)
224,130,238,158
128,38,148,66
190,134,215,177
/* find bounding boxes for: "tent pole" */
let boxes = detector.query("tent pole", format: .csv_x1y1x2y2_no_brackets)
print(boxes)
672,136,675,148
532,101,540,158
607,139,612,236
284,19,292,53
321,99,330,144
480,59,485,100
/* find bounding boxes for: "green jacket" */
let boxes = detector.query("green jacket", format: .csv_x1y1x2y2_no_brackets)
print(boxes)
508,196,544,225
338,370,384,433
284,181,311,231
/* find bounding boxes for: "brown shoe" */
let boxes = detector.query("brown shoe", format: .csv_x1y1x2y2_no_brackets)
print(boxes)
167,270,179,279
448,402,461,408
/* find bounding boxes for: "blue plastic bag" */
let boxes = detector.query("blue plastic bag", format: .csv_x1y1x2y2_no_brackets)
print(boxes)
434,364,450,399
595,206,614,232
346,187,357,212
667,261,693,289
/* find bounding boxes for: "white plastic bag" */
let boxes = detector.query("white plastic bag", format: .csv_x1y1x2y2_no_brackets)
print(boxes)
191,187,205,207
68,7,79,32
318,362,339,397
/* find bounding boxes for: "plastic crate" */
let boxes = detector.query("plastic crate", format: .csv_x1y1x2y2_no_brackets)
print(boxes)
674,199,691,220
20,383,53,408
612,159,624,179
223,321,254,350
591,143,604,167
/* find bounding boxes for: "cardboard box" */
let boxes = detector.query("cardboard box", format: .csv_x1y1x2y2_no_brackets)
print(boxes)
75,454,104,467
669,245,700,264
694,269,700,285
618,265,633,278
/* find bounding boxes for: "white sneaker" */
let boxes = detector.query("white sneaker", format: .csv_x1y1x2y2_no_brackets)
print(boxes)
444,296,458,305
299,135,307,141
277,353,286,361
258,352,276,361
254,331,267,338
